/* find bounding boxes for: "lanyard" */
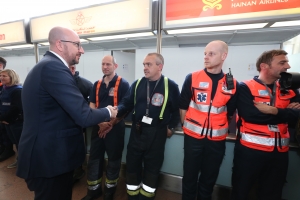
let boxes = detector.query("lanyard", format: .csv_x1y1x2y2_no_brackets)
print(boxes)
261,82,277,106
146,77,161,116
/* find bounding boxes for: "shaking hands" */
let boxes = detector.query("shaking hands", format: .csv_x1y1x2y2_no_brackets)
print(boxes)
106,105,118,118
98,106,119,138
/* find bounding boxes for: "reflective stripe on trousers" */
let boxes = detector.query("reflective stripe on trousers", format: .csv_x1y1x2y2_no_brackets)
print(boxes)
240,132,289,147
184,121,228,137
127,183,156,197
127,184,141,196
189,101,227,114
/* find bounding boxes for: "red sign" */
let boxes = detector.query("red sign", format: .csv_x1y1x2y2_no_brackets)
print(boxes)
166,0,300,21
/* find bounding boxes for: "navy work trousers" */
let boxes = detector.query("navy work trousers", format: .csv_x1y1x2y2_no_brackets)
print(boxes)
0,123,12,147
182,134,225,200
231,141,288,200
87,121,125,184
126,124,167,199
5,121,23,150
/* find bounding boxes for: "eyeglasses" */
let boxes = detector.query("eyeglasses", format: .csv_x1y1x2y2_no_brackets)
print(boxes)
60,40,82,50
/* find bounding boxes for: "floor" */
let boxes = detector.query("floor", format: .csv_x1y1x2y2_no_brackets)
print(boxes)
0,153,182,200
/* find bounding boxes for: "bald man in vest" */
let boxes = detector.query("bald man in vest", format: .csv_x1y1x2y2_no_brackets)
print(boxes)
82,55,129,200
17,27,117,200
180,40,239,200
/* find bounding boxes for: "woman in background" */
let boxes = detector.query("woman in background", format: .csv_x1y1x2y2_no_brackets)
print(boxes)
0,69,23,168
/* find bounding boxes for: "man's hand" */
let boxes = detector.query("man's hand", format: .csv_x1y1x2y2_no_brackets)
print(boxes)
98,122,112,138
287,102,300,109
107,105,118,118
167,128,173,138
254,101,278,115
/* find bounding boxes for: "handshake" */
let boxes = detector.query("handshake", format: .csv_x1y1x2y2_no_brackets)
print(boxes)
106,105,118,118
98,105,119,138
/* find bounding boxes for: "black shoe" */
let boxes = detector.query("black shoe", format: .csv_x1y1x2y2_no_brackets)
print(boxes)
104,193,114,200
0,147,15,162
104,186,116,200
73,167,85,184
81,188,102,200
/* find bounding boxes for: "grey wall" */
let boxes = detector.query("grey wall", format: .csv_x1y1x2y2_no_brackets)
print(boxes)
136,44,280,90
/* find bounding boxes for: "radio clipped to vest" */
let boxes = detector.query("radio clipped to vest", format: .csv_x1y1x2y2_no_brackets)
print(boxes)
225,68,234,90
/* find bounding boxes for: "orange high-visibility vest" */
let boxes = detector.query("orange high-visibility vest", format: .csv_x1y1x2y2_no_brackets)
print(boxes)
183,70,237,141
240,80,295,152
95,76,121,108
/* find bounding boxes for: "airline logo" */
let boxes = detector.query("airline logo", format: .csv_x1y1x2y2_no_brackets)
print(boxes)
202,0,222,11
70,12,92,26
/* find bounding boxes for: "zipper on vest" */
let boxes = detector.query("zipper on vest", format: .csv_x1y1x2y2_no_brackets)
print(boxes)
207,100,213,137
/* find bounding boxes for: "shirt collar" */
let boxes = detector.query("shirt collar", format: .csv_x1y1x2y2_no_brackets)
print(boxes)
49,51,68,68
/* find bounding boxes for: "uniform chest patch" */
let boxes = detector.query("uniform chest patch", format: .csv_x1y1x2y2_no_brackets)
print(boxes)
199,82,209,88
258,90,268,96
151,93,164,106
197,92,207,103
109,87,115,96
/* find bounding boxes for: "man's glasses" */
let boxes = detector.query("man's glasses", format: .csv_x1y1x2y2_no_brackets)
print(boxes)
60,40,82,50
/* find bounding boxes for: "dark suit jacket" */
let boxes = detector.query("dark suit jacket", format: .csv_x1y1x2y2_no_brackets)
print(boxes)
17,51,110,179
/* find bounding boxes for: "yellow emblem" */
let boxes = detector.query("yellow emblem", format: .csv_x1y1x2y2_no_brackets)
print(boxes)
202,0,222,11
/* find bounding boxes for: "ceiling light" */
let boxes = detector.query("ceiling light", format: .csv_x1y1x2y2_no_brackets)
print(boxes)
39,42,50,46
1,44,34,50
166,23,268,34
39,39,89,46
87,32,154,41
271,20,300,28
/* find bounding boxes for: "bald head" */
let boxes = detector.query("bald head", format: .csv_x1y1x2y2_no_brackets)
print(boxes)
204,40,228,73
206,40,228,53
48,27,78,47
102,55,116,64
47,26,84,66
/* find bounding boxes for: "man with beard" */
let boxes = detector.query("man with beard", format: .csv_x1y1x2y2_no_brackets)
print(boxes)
17,27,117,200
231,49,300,200
180,40,238,200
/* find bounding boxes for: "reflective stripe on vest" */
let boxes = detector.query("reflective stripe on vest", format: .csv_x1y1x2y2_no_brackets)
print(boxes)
183,70,236,140
184,120,228,137
240,132,289,147
240,79,294,152
95,76,121,108
189,101,227,114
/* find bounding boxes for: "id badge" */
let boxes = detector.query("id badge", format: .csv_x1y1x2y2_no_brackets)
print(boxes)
142,116,153,125
268,125,279,132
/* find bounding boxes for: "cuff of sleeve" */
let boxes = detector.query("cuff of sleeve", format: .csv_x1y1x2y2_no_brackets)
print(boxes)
277,108,284,116
106,107,111,117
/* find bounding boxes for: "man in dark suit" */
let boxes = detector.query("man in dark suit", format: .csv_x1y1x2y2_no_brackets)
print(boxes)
16,26,117,200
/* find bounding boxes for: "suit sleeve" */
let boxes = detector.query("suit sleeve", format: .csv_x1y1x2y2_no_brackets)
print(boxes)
41,63,110,127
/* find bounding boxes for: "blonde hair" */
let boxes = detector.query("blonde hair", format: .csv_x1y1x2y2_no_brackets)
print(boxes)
0,69,20,85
